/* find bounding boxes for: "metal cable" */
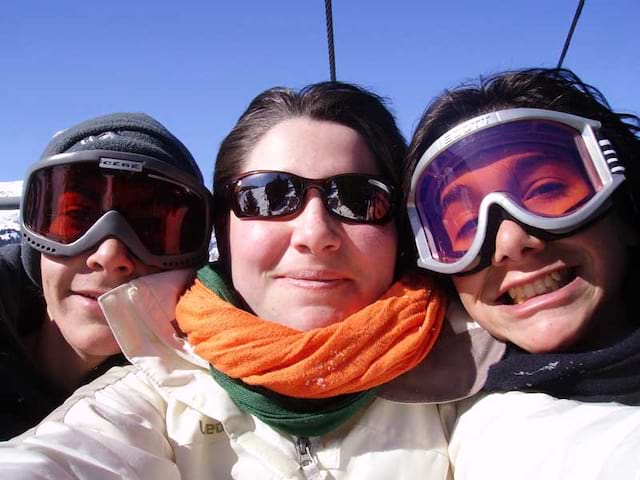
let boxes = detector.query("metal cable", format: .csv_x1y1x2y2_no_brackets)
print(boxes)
557,0,586,68
324,0,336,81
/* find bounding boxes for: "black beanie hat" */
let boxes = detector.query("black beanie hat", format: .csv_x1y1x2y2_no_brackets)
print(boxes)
21,112,204,286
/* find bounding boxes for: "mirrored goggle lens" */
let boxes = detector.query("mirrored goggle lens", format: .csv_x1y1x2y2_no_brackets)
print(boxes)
415,120,602,263
230,171,394,223
23,163,208,256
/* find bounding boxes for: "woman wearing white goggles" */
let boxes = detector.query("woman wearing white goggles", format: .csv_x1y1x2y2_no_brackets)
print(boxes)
408,108,626,274
405,67,640,480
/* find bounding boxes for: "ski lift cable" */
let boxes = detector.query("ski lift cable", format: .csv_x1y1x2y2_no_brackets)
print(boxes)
324,0,337,81
557,0,586,68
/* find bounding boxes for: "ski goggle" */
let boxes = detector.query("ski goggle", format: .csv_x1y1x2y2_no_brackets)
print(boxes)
225,170,396,224
21,150,213,269
408,108,625,274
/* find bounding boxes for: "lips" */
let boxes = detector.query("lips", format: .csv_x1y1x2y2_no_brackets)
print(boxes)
72,290,108,300
282,269,347,281
278,269,350,288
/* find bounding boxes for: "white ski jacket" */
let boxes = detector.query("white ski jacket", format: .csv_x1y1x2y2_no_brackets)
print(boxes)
448,390,640,480
0,270,453,480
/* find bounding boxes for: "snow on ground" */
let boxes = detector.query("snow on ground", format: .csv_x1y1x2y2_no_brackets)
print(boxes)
0,181,21,247
0,211,20,246
0,180,22,197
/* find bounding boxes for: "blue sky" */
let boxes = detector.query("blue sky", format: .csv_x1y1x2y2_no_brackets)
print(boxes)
2,0,638,185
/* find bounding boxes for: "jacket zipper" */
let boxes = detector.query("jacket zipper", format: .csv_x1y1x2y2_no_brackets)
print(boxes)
296,436,315,468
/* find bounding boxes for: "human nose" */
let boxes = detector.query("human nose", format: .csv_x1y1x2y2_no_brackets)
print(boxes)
86,238,136,278
492,220,545,266
290,191,341,254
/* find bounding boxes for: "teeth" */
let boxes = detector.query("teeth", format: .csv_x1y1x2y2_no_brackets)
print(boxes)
533,279,546,295
506,270,570,305
524,284,535,298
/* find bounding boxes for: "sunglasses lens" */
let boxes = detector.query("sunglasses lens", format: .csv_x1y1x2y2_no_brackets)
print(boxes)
233,172,301,217
414,120,601,264
23,163,207,256
328,176,394,222
231,172,394,224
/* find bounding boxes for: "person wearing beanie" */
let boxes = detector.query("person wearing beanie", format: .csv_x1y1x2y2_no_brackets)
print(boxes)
0,112,212,440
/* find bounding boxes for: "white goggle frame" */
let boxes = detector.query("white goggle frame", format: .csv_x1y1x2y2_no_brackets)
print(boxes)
407,108,625,274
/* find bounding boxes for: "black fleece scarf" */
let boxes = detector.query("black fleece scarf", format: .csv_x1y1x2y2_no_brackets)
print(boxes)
484,327,640,405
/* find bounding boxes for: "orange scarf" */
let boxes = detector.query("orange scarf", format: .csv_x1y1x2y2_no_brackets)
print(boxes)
176,271,446,399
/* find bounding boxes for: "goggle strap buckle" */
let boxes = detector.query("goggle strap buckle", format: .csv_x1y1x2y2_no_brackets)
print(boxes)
598,138,625,175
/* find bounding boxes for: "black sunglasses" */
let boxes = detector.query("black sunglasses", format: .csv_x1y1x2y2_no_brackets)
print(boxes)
225,170,396,224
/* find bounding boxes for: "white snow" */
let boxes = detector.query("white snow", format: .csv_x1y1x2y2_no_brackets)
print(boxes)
0,180,22,197
0,181,21,247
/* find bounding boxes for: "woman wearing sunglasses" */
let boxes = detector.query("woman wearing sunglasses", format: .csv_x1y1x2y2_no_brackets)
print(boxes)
1,82,453,479
407,68,640,479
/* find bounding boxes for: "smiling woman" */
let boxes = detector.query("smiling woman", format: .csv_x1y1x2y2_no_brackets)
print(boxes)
0,82,451,480
227,117,397,331
407,67,640,479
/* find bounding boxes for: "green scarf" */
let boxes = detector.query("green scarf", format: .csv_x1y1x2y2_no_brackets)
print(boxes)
200,263,377,436
210,366,377,437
